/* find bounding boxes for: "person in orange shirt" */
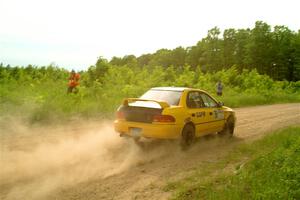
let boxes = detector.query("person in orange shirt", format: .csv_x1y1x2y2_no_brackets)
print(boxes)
68,70,80,93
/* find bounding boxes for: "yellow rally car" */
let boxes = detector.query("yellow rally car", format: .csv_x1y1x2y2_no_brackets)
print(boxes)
114,87,236,146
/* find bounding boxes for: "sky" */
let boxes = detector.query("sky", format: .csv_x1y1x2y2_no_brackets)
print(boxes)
0,0,299,71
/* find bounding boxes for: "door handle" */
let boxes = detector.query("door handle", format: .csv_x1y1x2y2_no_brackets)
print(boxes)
192,113,195,117
209,112,212,115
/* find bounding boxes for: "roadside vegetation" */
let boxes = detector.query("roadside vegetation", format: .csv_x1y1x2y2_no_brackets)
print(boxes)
165,126,300,200
1,21,300,123
1,64,299,123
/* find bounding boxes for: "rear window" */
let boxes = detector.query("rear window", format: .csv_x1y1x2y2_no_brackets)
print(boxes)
140,89,182,106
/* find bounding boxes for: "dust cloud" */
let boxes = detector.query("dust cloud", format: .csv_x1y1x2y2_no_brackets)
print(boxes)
0,118,179,200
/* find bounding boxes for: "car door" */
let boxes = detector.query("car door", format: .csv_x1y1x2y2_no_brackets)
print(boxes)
186,91,213,136
200,92,225,132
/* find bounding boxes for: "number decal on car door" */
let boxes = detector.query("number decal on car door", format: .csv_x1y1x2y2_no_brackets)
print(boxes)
213,110,224,120
196,111,206,118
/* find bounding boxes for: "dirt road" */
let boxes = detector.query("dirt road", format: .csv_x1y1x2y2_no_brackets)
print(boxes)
0,103,299,200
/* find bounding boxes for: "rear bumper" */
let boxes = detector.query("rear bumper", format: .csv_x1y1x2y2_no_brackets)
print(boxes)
114,120,182,139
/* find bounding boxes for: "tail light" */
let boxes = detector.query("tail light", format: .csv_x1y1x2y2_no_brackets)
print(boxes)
153,115,175,123
116,111,125,120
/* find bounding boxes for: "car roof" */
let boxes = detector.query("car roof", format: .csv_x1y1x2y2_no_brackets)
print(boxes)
151,87,188,92
151,87,206,92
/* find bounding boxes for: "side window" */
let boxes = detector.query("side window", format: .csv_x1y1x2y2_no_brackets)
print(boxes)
187,91,204,108
200,93,218,107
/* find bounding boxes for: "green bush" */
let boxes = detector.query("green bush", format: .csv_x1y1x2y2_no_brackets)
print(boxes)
0,65,299,123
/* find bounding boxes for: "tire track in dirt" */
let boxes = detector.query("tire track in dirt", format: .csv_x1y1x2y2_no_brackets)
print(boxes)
0,103,299,200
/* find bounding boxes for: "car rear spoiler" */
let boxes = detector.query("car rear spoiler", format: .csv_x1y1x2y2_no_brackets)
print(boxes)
123,98,170,109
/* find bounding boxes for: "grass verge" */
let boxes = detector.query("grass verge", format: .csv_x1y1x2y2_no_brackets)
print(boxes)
166,126,300,200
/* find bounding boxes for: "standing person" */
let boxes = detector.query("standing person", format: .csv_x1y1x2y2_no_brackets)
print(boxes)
216,80,223,96
67,70,80,93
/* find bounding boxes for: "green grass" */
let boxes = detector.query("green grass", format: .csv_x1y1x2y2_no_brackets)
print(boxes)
1,66,299,123
1,83,299,124
219,90,300,108
166,127,300,200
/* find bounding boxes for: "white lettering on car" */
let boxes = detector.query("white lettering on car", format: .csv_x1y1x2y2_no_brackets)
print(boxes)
214,110,225,120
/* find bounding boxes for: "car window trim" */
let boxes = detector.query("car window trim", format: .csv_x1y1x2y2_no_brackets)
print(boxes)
199,92,219,108
186,91,205,109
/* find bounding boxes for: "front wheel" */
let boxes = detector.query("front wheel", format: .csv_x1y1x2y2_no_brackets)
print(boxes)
181,124,195,148
218,116,235,136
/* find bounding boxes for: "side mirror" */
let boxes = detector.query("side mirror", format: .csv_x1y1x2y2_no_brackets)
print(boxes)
218,102,224,107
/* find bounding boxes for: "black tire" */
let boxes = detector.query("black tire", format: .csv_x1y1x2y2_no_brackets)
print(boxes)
181,124,195,148
219,116,235,136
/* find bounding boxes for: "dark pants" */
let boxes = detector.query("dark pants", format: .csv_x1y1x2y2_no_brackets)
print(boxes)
217,91,222,96
67,86,78,94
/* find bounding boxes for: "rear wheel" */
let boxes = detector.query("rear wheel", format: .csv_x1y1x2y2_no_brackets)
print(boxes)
219,116,235,136
181,124,195,148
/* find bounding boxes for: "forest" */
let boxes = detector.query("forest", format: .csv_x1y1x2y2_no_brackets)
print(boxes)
1,21,300,123
109,21,300,81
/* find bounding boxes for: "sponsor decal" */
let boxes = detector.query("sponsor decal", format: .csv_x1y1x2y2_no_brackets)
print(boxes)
214,110,224,120
195,111,206,118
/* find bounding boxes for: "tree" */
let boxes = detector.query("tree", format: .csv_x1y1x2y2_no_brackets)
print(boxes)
170,46,187,68
223,28,237,68
109,56,123,66
137,54,152,67
245,21,273,74
148,49,173,67
291,30,300,81
271,25,293,80
186,45,203,69
235,29,251,70
200,27,223,72
87,57,110,84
